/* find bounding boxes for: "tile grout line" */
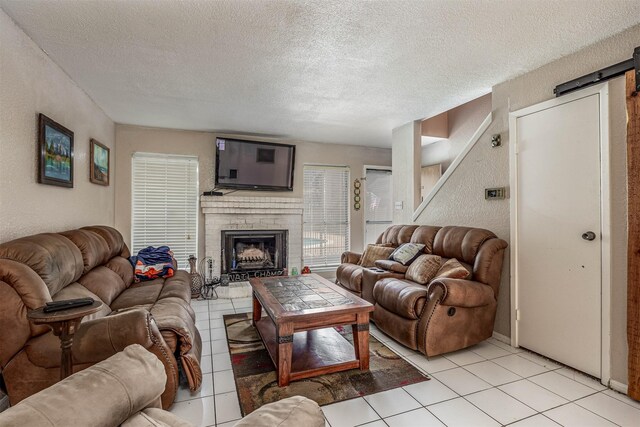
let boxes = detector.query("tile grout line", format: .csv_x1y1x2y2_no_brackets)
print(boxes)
196,298,630,427
392,337,622,426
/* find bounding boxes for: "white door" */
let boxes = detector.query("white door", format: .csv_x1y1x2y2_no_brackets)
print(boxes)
364,168,392,245
513,91,603,377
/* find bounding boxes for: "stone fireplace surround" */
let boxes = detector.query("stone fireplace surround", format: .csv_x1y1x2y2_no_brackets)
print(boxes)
201,195,303,278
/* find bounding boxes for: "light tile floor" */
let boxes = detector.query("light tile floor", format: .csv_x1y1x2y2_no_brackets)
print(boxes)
172,297,640,427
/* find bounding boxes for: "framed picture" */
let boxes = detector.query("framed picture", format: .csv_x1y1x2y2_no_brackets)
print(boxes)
90,139,110,186
38,113,74,187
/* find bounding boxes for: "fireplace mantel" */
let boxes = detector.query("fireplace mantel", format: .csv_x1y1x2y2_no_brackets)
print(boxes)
201,195,303,276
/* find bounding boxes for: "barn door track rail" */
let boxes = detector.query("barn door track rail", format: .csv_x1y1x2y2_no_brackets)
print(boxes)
555,46,640,97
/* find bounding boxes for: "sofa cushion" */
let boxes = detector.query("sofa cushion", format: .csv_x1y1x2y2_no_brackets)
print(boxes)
336,263,363,293
405,254,441,284
82,226,130,259
234,396,324,427
60,229,111,274
389,243,425,265
374,259,409,273
52,282,111,321
435,258,471,280
77,265,129,306
432,226,496,265
373,278,428,320
358,244,395,267
410,225,441,254
0,233,84,296
110,280,164,311
378,225,419,245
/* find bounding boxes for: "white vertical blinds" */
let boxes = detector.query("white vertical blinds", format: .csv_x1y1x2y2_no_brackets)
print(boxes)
131,153,198,269
303,165,350,268
364,168,393,245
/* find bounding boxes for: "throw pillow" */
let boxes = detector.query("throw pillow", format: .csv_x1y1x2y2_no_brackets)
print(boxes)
434,258,472,280
405,254,442,284
389,243,426,265
358,244,395,267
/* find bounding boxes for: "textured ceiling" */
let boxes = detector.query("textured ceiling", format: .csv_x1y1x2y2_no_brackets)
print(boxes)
1,0,638,147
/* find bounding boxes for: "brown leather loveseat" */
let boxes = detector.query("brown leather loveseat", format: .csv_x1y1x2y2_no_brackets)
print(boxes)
0,226,202,409
337,225,507,357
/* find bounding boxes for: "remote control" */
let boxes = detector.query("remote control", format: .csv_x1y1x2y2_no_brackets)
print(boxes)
43,298,94,313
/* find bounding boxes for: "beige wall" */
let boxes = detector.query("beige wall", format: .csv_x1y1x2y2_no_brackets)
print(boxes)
401,24,640,385
392,121,421,224
0,10,115,242
115,125,391,259
421,94,492,171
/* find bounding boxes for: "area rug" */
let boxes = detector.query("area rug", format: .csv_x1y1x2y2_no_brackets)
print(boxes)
223,313,429,415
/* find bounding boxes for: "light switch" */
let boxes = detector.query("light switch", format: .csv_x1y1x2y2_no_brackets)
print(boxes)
394,201,404,210
485,187,506,200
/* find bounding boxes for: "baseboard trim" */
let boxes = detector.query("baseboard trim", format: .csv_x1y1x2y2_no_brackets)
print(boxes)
492,331,511,344
610,380,628,395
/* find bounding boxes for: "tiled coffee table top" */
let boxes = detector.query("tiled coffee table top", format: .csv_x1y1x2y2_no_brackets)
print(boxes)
262,276,354,311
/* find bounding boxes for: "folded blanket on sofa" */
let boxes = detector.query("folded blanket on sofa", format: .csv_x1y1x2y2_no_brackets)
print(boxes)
130,246,175,282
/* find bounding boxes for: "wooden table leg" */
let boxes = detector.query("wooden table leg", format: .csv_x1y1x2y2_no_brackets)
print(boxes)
277,322,294,386
50,318,82,380
352,312,370,370
252,292,262,326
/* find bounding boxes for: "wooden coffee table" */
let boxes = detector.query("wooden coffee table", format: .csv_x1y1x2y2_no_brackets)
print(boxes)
250,273,374,386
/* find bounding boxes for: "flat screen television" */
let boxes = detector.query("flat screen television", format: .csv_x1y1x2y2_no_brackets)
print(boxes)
215,137,295,191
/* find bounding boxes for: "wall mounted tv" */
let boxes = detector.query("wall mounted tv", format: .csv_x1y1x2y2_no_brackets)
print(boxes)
215,137,295,191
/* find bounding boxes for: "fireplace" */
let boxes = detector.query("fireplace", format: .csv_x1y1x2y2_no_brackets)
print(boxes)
221,229,288,281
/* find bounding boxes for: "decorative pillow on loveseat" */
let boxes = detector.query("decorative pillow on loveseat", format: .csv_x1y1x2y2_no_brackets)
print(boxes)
358,244,395,267
434,258,472,280
388,243,425,265
405,254,442,284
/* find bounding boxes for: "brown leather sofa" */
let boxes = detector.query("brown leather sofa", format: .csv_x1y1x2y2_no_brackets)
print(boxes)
0,344,325,427
0,226,202,409
337,225,507,357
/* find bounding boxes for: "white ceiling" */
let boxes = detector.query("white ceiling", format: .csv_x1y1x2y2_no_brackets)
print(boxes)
1,1,638,148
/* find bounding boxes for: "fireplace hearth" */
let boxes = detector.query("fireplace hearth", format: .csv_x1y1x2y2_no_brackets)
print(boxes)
221,230,287,281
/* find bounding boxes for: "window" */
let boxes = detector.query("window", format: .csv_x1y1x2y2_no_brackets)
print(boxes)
131,153,198,269
303,165,350,268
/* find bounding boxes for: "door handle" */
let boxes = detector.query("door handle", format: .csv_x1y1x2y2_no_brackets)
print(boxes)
582,231,597,241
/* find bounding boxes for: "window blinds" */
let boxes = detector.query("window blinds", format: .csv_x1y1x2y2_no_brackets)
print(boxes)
131,153,198,269
303,165,350,268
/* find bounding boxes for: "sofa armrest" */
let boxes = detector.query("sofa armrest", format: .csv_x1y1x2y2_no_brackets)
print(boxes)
74,309,179,409
234,396,324,427
73,309,170,363
427,278,495,308
0,344,166,427
341,251,362,265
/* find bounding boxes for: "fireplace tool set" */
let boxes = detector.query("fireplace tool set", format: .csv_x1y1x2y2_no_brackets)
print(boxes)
188,256,229,300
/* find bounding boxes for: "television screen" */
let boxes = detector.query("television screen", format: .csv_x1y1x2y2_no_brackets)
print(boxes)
215,138,295,191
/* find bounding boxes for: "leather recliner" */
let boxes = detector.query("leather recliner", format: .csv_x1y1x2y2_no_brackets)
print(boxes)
371,225,508,357
0,226,202,409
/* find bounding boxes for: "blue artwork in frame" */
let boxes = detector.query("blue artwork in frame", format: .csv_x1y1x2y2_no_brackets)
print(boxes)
38,113,74,187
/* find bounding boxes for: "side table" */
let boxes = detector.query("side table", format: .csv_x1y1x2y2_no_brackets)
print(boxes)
27,300,103,380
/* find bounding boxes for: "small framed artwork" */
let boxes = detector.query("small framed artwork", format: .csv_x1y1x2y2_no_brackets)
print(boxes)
38,113,74,187
90,139,110,186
